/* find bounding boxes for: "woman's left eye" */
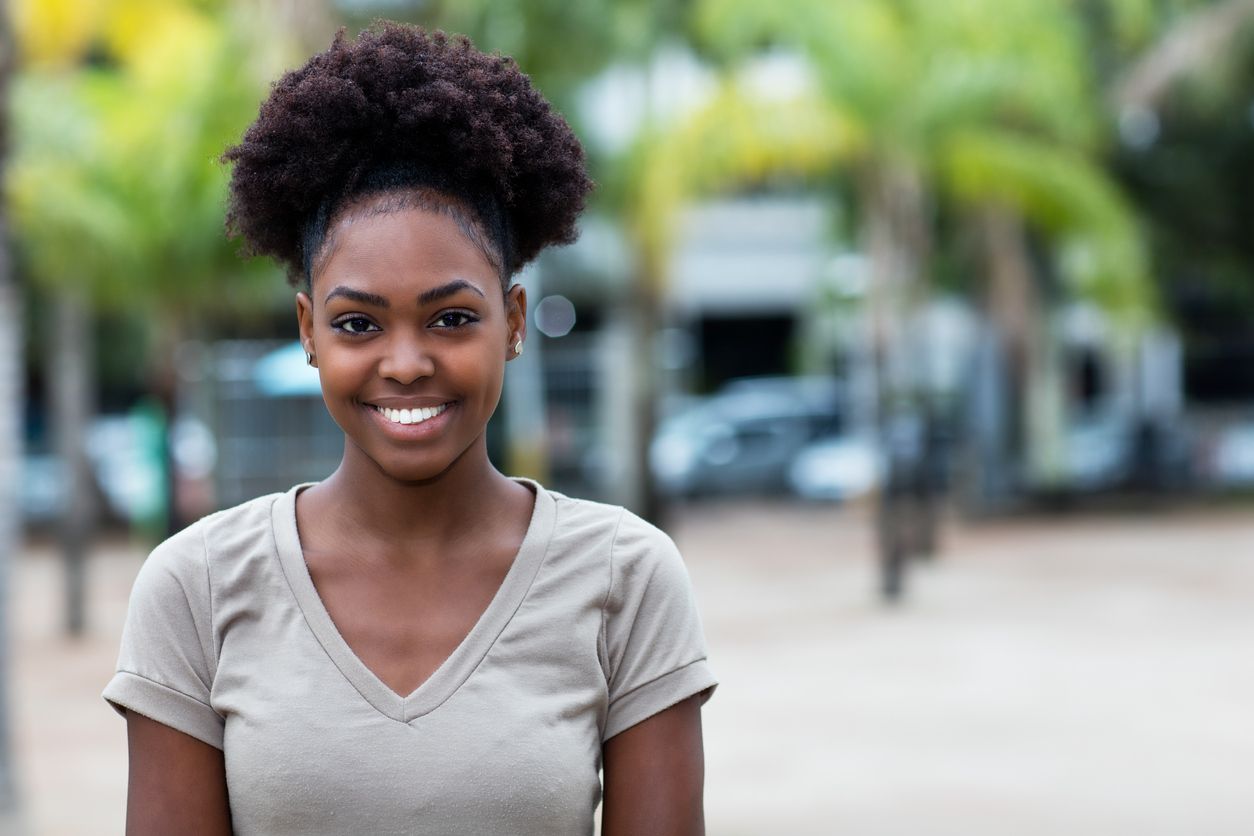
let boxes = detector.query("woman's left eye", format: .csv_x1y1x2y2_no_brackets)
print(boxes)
333,317,379,334
433,311,476,328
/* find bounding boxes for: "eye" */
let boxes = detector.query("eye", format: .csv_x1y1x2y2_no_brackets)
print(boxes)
332,316,379,335
432,311,477,329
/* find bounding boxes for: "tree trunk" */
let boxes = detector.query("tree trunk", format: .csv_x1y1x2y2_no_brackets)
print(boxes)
52,290,95,636
1114,0,1254,111
864,165,930,410
977,206,1059,493
0,0,23,814
0,218,22,823
626,278,665,528
863,165,934,600
981,206,1034,446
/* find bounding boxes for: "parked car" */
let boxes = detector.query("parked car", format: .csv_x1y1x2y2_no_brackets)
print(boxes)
650,376,848,498
787,434,881,501
1204,418,1254,488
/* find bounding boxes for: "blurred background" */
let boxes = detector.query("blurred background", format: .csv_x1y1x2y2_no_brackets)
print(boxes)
1,0,1253,833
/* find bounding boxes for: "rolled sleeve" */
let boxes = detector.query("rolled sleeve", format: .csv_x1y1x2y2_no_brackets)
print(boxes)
103,522,225,749
602,511,717,740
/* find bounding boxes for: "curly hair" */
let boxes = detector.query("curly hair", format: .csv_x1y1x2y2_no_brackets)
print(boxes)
223,22,592,288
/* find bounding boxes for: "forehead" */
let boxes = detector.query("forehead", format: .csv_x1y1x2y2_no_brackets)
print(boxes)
313,205,500,300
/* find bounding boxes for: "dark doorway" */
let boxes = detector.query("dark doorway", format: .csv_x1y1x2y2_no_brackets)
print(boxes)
698,315,795,391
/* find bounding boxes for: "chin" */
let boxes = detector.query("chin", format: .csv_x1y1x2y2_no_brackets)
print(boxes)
362,438,483,486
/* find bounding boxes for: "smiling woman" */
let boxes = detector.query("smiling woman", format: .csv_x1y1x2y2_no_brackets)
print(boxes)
298,206,513,485
101,21,715,836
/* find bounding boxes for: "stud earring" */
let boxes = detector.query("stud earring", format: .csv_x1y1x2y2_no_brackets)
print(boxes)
513,340,524,357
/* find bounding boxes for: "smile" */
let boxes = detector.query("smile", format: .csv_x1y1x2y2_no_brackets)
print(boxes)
371,404,449,425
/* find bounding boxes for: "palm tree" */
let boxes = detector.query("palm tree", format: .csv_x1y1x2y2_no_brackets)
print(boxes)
620,80,855,519
8,66,102,634
10,0,290,632
0,0,22,816
696,1,1154,362
632,0,1162,593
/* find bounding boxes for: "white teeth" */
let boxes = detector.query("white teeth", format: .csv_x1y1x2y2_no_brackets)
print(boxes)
375,404,447,426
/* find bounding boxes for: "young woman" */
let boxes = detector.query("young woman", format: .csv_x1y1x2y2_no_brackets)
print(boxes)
104,23,715,835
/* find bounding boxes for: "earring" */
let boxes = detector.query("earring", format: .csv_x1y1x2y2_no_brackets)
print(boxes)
306,351,315,367
513,339,524,357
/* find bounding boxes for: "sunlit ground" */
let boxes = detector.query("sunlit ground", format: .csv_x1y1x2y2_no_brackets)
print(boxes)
679,499,1253,835
11,500,1254,835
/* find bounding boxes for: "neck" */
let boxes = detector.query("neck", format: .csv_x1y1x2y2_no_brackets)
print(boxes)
309,435,526,558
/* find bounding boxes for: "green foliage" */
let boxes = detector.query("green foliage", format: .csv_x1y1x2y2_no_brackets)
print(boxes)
698,0,1105,156
943,129,1153,319
9,74,135,295
1096,0,1231,47
685,0,1156,316
374,0,693,110
1113,23,1254,328
626,81,859,284
8,4,283,319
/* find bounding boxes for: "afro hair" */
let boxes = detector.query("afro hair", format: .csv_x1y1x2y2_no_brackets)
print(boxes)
223,22,592,287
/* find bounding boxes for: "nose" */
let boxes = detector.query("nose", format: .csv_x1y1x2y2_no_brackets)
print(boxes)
377,332,435,385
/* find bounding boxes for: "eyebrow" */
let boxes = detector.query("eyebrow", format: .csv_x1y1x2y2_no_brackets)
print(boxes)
418,279,485,307
324,286,390,308
323,279,486,309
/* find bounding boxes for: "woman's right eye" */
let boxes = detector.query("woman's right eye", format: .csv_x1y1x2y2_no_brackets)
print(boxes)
333,316,379,335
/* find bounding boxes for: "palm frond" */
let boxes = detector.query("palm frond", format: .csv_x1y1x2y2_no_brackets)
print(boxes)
941,128,1155,320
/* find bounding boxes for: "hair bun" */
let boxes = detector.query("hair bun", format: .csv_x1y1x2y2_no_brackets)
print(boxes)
223,22,593,286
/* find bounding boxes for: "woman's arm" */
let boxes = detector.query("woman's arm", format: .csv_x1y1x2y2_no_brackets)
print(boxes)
601,694,706,836
125,711,232,835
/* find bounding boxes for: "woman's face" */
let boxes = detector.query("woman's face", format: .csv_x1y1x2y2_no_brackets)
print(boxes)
296,201,525,484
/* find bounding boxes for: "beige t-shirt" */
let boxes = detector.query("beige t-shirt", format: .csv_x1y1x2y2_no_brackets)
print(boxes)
104,481,715,835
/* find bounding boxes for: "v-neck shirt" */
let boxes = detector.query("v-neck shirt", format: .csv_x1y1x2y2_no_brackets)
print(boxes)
104,480,716,835
281,482,552,722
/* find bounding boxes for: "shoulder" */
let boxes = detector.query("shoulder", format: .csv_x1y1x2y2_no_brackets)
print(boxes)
561,495,715,737
544,488,678,561
133,489,292,596
538,487,688,607
195,489,289,548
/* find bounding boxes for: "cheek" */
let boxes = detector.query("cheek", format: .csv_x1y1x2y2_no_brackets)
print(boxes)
313,349,373,400
440,340,505,397
462,347,507,394
316,349,362,379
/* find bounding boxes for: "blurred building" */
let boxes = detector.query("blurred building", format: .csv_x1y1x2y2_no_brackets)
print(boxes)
523,195,853,505
168,193,1209,514
664,197,836,391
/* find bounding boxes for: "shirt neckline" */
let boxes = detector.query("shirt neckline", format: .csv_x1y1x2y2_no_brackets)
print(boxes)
270,478,556,723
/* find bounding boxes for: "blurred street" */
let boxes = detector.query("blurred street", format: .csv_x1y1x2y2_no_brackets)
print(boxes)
10,501,1254,835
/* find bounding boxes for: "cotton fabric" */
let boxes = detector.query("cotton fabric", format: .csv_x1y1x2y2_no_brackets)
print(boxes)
103,480,715,835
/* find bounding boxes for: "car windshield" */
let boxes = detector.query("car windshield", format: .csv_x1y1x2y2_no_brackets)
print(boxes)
657,385,844,441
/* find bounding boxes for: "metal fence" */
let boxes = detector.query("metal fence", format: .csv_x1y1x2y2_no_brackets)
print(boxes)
193,341,341,509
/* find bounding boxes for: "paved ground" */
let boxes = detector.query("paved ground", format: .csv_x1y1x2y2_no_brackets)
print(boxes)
6,500,1254,834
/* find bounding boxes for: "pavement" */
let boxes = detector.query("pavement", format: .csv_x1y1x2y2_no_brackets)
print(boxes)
6,500,1254,835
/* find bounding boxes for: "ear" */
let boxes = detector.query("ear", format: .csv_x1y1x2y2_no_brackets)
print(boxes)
505,284,528,360
296,292,317,367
